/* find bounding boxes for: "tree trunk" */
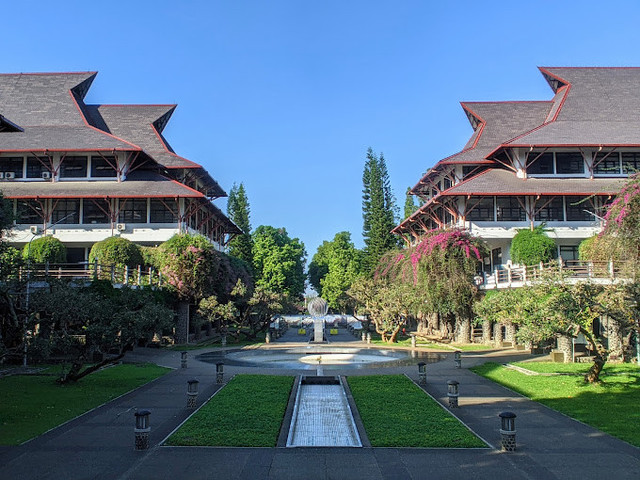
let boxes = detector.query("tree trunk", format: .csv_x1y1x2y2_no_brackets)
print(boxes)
58,353,125,384
388,324,401,343
557,335,572,363
175,301,189,344
581,327,609,384
482,319,492,345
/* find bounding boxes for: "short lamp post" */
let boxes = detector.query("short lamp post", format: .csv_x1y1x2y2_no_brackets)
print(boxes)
366,332,371,344
134,410,151,450
411,335,417,349
417,362,427,385
454,351,462,369
216,362,224,384
265,331,271,343
181,351,188,368
187,379,199,408
447,380,459,408
499,411,517,452
361,332,366,342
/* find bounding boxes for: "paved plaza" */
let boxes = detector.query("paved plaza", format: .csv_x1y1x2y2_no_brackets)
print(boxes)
1,328,639,479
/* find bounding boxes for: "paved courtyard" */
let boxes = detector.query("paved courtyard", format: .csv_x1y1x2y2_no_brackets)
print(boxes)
1,328,639,479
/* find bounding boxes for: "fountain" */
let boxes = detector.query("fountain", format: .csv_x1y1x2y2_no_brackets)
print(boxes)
307,297,328,343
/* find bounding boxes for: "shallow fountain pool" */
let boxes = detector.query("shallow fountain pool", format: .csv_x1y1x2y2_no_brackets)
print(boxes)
197,347,443,370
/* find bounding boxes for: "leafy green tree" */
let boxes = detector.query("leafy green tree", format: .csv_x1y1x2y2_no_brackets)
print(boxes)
311,232,363,312
227,182,253,266
362,148,399,272
403,187,419,219
251,226,306,298
30,282,173,383
510,225,556,265
23,236,66,263
308,241,330,294
88,236,143,267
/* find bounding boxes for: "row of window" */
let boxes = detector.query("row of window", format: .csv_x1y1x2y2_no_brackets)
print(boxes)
16,198,177,225
527,151,640,176
1,156,117,179
467,196,595,222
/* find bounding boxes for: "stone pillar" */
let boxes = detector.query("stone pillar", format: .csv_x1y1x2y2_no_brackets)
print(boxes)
482,319,492,345
313,318,324,343
457,317,471,344
175,301,189,344
557,335,572,363
604,316,624,360
505,323,516,345
494,323,503,347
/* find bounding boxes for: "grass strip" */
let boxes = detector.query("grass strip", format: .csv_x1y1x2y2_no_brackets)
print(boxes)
347,375,486,448
511,361,640,375
471,362,640,447
166,374,294,447
0,363,170,445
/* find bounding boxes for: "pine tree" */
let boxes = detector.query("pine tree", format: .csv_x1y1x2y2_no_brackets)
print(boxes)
403,187,418,219
227,183,253,266
362,148,399,271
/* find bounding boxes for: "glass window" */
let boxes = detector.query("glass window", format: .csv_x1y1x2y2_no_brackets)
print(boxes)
3,157,24,178
622,153,640,174
16,200,43,224
60,156,87,178
565,196,592,221
90,156,117,177
150,199,177,223
82,199,110,224
527,152,554,174
52,199,79,224
559,245,579,261
467,197,494,221
26,156,49,178
535,197,564,221
556,152,584,174
594,152,621,175
120,199,148,223
496,197,525,222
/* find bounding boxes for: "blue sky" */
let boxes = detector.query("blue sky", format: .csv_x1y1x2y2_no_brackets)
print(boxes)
5,1,640,261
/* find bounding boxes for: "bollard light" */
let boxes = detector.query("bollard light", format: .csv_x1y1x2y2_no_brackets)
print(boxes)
447,380,459,408
181,351,188,369
187,379,199,408
134,410,151,450
499,411,517,452
454,350,462,369
366,332,371,344
265,331,271,343
417,362,427,385
361,332,366,342
411,335,417,348
216,362,224,384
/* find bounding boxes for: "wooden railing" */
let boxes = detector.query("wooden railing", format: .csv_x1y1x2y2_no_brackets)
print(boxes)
17,260,164,287
479,259,633,289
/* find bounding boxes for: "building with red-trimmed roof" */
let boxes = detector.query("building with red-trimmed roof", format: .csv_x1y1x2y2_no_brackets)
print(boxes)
394,67,634,273
0,72,240,262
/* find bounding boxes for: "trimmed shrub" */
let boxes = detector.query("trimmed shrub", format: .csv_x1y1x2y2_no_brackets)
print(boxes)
89,236,143,267
579,235,621,262
510,226,556,265
23,236,66,263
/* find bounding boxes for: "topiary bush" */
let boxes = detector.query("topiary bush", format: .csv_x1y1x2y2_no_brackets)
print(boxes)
510,225,556,265
89,236,143,267
23,236,66,263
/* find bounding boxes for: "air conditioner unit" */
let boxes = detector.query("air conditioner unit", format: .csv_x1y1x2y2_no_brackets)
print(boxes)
4,172,15,179
30,225,40,234
116,223,126,232
41,171,51,179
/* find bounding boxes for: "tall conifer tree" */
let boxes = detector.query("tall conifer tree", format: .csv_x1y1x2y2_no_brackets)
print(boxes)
227,183,253,266
362,148,398,271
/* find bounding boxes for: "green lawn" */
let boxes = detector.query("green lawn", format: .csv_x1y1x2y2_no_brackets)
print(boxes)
369,333,494,352
166,374,294,447
347,375,486,448
0,363,170,445
471,362,640,447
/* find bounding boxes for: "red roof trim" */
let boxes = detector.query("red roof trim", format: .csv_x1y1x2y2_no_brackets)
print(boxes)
150,123,202,168
68,91,142,151
6,193,202,199
440,191,617,197
0,148,132,153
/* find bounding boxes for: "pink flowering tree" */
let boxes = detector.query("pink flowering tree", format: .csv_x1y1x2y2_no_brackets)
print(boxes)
601,173,640,269
350,229,486,343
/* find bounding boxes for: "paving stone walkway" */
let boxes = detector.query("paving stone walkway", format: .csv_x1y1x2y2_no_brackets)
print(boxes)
1,328,639,479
